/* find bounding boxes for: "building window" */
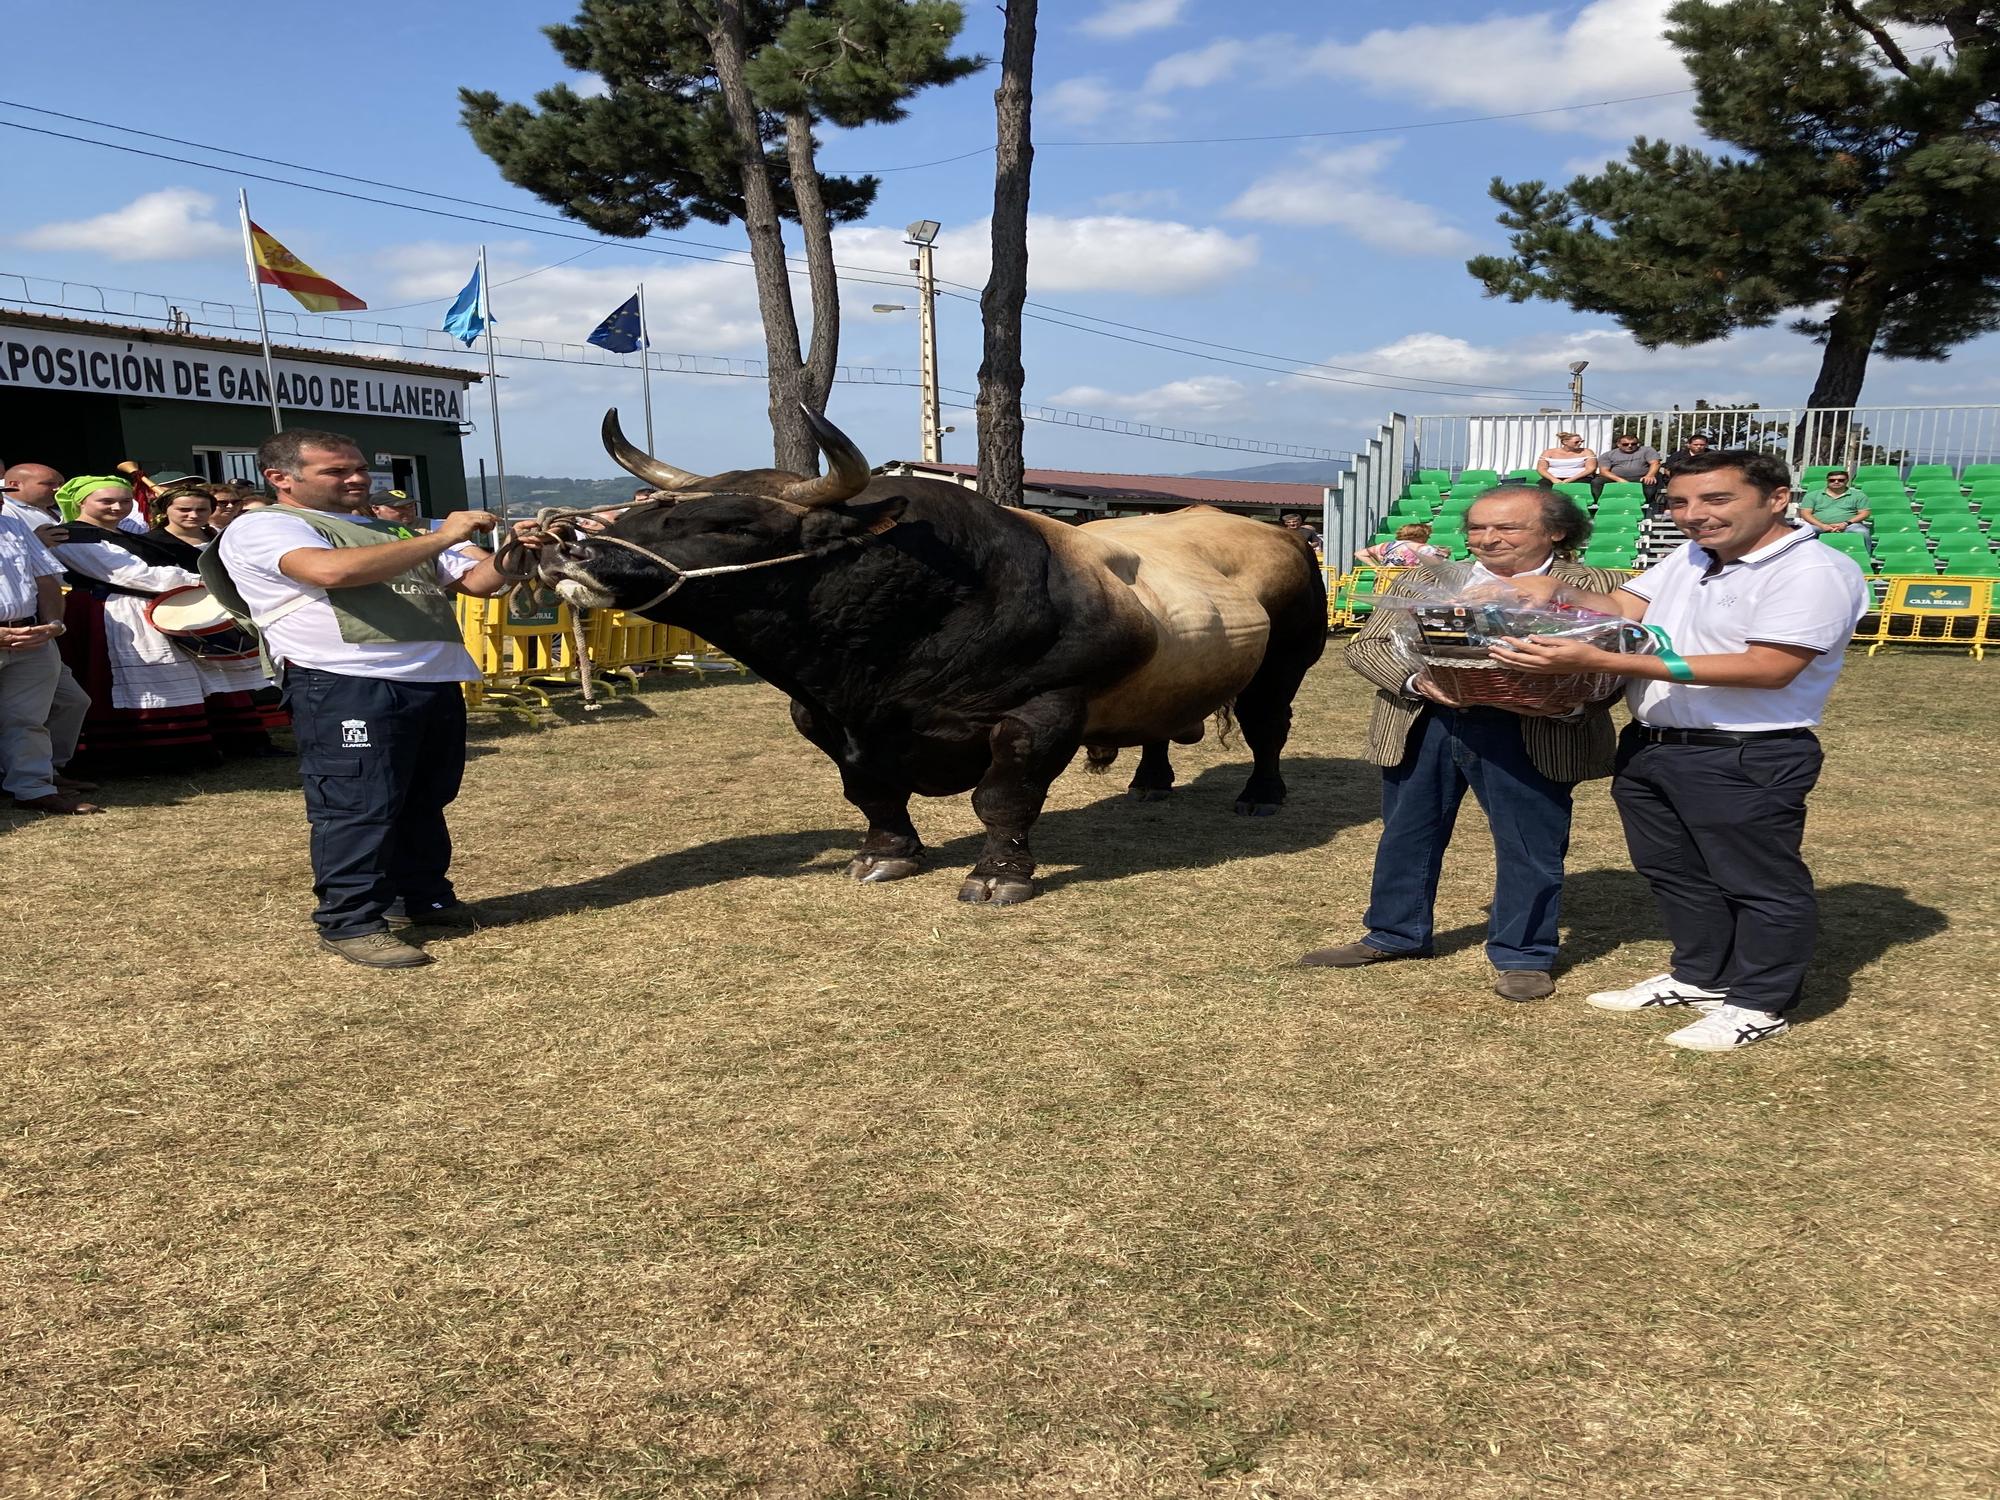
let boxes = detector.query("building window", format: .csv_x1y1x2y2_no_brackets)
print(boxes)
193,447,262,484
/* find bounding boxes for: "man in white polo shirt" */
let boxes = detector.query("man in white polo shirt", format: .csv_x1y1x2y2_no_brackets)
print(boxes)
1488,449,1869,1051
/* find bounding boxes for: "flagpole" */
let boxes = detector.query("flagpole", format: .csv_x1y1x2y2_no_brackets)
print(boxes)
636,282,655,453
479,244,507,517
237,188,285,435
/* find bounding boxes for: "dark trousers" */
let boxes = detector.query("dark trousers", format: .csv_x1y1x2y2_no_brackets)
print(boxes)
1363,706,1576,970
1610,727,1823,1014
282,667,468,939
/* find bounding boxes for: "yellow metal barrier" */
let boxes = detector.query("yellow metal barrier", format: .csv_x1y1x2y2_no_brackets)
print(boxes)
1865,575,1995,660
455,595,743,720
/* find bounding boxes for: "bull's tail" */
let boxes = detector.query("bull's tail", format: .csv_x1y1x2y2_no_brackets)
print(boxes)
1084,745,1119,775
1211,700,1237,749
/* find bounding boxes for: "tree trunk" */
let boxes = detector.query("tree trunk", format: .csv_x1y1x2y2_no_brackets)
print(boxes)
785,107,841,421
1800,279,1886,463
977,0,1036,507
708,0,815,474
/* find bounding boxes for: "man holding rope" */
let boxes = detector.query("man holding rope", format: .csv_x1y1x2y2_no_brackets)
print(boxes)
210,429,538,969
1489,449,1868,1051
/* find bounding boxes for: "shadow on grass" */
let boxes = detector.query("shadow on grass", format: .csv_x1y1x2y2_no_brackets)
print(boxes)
491,754,1377,914
1428,870,1946,1024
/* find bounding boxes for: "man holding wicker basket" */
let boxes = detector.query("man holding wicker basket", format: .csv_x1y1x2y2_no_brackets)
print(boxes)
1485,449,1868,1052
1300,486,1629,1001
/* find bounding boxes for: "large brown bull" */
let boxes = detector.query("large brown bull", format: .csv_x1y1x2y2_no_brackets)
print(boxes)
529,409,1326,903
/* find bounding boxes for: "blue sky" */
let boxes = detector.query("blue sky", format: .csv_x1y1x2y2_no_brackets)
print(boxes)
4,0,1991,479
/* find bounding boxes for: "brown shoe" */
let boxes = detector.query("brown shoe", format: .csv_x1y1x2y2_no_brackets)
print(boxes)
1298,940,1428,969
14,793,104,815
318,931,434,969
54,774,100,793
1494,970,1555,1002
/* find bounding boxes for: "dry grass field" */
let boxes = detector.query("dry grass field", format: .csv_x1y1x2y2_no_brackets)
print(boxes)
3,650,1995,1499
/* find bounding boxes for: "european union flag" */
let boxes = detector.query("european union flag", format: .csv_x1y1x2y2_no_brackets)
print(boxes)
442,261,489,345
588,293,645,353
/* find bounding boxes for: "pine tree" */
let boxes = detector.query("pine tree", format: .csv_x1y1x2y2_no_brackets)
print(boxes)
462,0,982,473
977,0,1035,507
1467,0,2000,428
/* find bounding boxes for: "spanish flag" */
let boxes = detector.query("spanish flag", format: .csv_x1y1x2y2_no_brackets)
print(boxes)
247,220,366,312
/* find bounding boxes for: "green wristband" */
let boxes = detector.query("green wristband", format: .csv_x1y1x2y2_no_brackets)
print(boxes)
1641,623,1696,682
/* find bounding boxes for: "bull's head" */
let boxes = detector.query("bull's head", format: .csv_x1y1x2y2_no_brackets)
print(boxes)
533,407,901,617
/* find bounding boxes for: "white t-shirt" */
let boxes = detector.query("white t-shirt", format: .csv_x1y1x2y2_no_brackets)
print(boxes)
1620,526,1868,730
215,507,481,682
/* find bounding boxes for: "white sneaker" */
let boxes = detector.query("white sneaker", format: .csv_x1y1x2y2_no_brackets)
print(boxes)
1585,973,1728,1012
1664,1004,1790,1053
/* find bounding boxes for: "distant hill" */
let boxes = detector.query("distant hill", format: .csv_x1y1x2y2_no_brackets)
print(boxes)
1175,459,1351,485
466,474,648,510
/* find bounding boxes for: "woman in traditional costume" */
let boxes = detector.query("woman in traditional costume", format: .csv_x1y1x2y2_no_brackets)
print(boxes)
53,476,284,775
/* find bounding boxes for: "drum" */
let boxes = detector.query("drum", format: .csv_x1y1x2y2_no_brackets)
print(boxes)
145,584,260,661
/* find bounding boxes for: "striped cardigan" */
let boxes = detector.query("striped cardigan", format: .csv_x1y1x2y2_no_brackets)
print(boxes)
1344,560,1627,785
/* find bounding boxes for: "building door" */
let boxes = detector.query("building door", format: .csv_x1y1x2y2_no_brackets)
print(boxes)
383,454,422,506
193,447,262,484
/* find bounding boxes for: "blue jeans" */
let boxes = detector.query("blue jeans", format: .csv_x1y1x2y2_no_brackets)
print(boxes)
1362,706,1576,970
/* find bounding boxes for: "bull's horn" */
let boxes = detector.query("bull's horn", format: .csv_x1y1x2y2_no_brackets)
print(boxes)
781,405,872,507
601,408,705,491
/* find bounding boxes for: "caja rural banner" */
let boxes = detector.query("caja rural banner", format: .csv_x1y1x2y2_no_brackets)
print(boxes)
0,323,471,424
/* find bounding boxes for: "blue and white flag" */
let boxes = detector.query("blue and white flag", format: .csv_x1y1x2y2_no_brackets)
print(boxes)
442,261,489,345
587,293,645,353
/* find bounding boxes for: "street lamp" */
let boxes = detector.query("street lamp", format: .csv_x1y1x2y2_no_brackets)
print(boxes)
1568,359,1590,415
904,220,943,463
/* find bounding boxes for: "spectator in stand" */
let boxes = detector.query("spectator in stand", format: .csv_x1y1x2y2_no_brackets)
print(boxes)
1356,522,1450,568
0,508,99,814
1598,433,1663,501
1281,512,1324,552
151,487,219,549
1797,470,1872,538
1653,432,1716,518
1536,432,1598,492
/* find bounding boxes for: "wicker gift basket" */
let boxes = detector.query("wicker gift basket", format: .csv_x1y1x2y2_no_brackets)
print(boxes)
1381,568,1656,715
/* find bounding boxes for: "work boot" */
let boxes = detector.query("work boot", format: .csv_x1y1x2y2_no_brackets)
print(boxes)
14,793,104,815
1298,940,1427,969
319,931,434,968
1493,970,1555,1002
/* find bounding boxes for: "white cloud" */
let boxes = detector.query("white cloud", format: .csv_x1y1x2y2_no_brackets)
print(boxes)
1041,375,1251,421
1144,38,1250,93
1300,0,1695,141
1043,75,1120,126
1224,141,1479,256
834,213,1257,296
14,188,240,263
1078,0,1189,39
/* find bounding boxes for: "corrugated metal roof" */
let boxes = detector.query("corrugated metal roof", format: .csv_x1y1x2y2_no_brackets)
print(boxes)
0,308,483,384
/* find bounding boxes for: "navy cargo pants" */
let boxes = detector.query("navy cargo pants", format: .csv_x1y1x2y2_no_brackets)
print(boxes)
282,666,468,939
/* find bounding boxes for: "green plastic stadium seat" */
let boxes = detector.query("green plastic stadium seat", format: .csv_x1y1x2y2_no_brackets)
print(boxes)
1453,470,1501,491
1907,464,1956,482
1936,552,2000,574
1555,482,1594,500
1417,468,1451,488
1435,496,1473,516
1801,465,1838,485
1599,482,1645,497
1870,510,1921,532
1820,533,1870,559
1507,468,1541,484
1926,513,1982,533
1593,495,1644,513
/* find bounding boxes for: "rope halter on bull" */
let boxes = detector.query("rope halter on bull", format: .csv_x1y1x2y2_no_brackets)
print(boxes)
488,405,884,710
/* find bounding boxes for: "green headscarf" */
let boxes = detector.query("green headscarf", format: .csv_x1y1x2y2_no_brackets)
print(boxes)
53,474,134,522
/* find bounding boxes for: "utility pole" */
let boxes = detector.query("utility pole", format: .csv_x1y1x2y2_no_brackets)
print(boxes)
1568,359,1589,415
908,219,943,463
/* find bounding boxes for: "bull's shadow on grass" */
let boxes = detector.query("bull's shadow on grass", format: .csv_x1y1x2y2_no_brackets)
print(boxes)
493,754,1376,913
1428,871,1946,1025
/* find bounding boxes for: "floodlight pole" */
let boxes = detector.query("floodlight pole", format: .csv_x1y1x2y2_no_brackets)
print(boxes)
909,234,942,463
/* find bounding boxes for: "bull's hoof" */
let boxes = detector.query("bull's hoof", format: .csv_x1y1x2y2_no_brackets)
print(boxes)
848,853,924,883
1234,800,1282,817
957,874,1036,905
1126,786,1174,803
